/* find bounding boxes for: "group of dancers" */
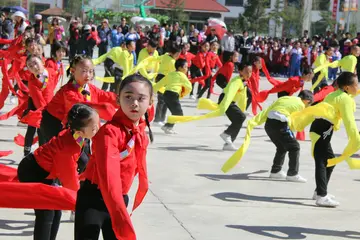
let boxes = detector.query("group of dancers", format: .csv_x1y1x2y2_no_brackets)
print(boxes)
0,24,359,240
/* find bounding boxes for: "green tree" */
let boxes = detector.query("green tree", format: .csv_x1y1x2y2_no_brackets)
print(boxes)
239,0,270,35
280,4,305,37
160,0,188,26
2,0,21,6
319,11,336,32
268,0,284,36
65,0,89,18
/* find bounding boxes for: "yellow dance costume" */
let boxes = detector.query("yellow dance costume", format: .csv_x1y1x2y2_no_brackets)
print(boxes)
137,48,159,80
154,71,192,98
167,76,247,124
223,89,360,173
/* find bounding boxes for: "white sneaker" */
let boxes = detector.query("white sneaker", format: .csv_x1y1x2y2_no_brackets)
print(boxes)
161,126,177,134
223,143,237,151
316,195,340,207
269,171,286,179
153,122,165,127
220,132,232,144
69,211,75,221
17,122,27,127
312,191,335,200
190,95,196,100
286,175,307,183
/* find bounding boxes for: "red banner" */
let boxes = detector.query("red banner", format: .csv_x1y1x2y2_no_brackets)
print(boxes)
332,0,338,19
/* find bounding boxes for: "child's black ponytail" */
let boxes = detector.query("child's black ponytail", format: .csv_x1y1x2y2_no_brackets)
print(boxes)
144,112,154,143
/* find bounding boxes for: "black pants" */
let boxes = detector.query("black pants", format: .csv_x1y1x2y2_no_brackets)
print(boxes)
197,76,211,99
101,59,123,92
312,71,328,94
154,74,167,123
39,110,63,145
190,65,203,96
24,98,46,156
264,118,300,176
310,119,335,197
277,91,290,98
98,42,108,57
163,91,183,128
69,43,78,62
75,180,129,240
17,154,61,240
218,93,246,142
246,87,252,110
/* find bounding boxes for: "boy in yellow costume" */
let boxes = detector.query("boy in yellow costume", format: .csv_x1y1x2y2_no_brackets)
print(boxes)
312,46,334,93
221,91,313,182
309,72,360,207
153,45,181,126
154,59,192,134
92,40,135,92
137,39,159,80
167,62,252,151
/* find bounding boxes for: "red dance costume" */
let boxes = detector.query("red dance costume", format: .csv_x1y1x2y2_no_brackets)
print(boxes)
82,108,149,239
256,76,304,103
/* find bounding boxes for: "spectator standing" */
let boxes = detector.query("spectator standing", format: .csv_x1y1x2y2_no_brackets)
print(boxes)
97,19,111,57
12,11,28,38
0,11,13,41
200,24,207,42
68,19,81,61
189,29,200,54
221,29,235,52
120,17,129,35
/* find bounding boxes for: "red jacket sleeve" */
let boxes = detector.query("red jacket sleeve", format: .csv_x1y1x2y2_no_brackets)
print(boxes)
28,75,47,109
95,126,136,240
92,87,118,108
45,59,57,71
269,78,298,94
215,55,223,69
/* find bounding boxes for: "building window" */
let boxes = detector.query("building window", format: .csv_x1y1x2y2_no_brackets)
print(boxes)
225,0,244,7
312,0,330,11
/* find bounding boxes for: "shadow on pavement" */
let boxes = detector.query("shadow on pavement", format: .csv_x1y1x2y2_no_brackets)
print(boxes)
212,192,314,207
196,170,269,181
0,219,33,237
226,225,360,239
157,145,224,152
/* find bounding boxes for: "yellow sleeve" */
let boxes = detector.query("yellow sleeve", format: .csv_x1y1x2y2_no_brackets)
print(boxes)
167,77,242,124
310,72,325,91
138,49,147,64
153,75,169,92
92,51,110,66
328,96,360,166
289,102,336,131
179,74,192,98
218,78,243,115
121,51,133,78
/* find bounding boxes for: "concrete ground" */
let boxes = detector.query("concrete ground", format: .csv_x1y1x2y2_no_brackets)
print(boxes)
0,46,360,239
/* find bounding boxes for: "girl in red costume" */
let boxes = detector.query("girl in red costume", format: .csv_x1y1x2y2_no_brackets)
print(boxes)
256,67,314,103
39,55,118,144
246,56,280,115
213,51,238,90
75,74,153,240
45,41,67,87
17,103,100,240
189,41,210,99
23,55,57,156
198,41,223,99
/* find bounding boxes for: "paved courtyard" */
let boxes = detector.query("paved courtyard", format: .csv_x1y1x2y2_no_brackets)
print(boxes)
1,49,360,239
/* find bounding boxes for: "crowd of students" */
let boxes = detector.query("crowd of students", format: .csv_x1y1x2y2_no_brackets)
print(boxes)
0,12,360,240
